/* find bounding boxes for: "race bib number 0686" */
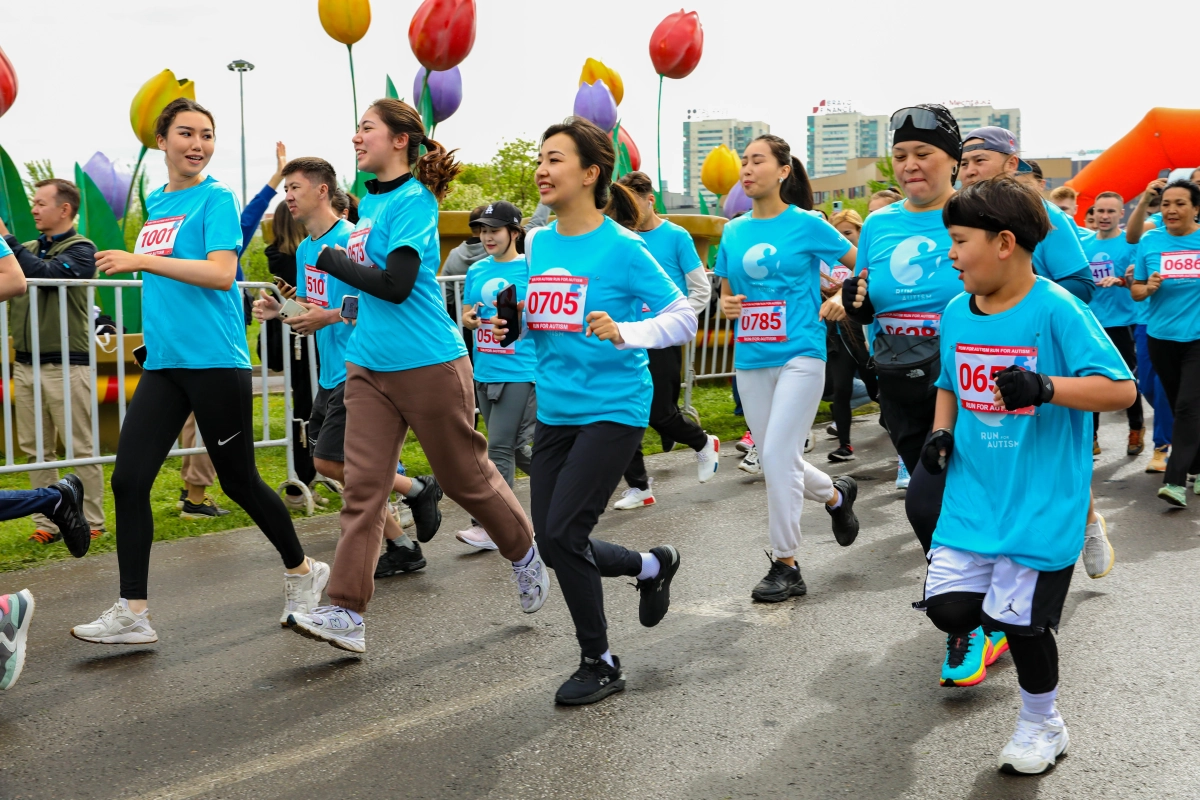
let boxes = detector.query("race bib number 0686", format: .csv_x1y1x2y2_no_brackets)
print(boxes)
526,275,588,332
955,343,1038,416
1161,251,1200,279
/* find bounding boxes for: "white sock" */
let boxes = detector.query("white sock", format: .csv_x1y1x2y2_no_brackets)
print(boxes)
599,650,614,667
828,489,843,510
636,552,661,581
119,598,148,617
404,477,425,499
513,546,535,567
1019,686,1058,718
388,533,415,550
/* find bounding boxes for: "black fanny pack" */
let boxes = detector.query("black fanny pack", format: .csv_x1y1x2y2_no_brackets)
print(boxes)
872,333,940,380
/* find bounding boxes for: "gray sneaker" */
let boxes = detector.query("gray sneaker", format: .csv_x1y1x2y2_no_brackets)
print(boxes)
288,606,366,653
512,545,551,614
1082,514,1115,579
71,600,158,644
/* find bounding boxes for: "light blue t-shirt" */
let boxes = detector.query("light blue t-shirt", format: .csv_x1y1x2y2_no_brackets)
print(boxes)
640,220,703,296
295,218,354,390
1083,233,1137,328
714,206,851,369
1133,227,1200,342
933,278,1133,571
1148,212,1163,229
1032,199,1092,288
856,201,961,336
344,177,466,372
463,254,537,383
0,238,11,258
138,176,249,370
526,217,683,428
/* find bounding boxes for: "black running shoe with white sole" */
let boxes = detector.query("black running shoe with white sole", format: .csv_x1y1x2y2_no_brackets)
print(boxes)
405,477,444,543
374,539,427,577
751,554,807,602
826,475,859,546
554,656,626,706
637,545,679,627
49,475,90,558
828,445,855,462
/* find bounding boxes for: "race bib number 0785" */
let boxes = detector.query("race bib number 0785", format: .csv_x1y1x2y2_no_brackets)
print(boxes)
1161,251,1200,279
955,343,1038,416
736,301,787,343
526,275,588,332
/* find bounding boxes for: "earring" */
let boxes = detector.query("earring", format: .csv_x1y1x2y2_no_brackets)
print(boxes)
778,177,784,183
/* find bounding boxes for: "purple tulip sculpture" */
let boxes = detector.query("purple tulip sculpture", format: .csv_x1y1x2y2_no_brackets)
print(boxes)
413,66,463,125
723,181,751,219
82,152,133,219
573,81,617,133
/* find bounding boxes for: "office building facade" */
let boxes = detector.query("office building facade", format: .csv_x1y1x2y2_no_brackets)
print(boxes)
806,112,891,178
682,118,770,206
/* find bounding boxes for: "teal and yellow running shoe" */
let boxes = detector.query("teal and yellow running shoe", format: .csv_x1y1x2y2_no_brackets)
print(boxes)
985,629,1009,665
0,589,34,690
941,626,993,687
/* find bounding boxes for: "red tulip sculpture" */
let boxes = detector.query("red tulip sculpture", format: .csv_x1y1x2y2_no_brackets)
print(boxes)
0,44,16,120
409,0,476,132
649,10,703,206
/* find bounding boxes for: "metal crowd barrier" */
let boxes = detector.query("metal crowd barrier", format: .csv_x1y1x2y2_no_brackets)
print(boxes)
0,279,310,511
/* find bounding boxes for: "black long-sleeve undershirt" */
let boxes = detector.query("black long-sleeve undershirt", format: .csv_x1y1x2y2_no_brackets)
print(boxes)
316,245,421,305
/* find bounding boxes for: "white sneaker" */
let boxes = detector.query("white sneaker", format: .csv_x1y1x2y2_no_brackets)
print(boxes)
696,435,720,483
804,436,814,453
1082,514,1115,579
391,501,414,529
456,524,499,551
289,606,366,653
71,600,158,644
738,446,761,474
281,558,331,626
998,711,1069,774
512,546,551,614
614,480,655,510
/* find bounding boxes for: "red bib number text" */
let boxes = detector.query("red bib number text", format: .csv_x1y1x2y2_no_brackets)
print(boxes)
135,215,185,257
736,301,788,343
1161,251,1200,279
877,311,941,336
955,343,1038,416
526,275,588,332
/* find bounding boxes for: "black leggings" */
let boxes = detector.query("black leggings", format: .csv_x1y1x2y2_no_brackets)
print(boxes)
825,323,878,447
1147,336,1200,486
623,346,709,490
532,421,645,658
1093,325,1143,436
112,368,305,599
925,598,1058,694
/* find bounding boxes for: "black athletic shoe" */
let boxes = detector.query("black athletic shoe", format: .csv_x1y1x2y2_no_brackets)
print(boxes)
404,476,444,543
637,545,680,627
49,474,90,559
180,496,231,520
374,539,427,577
826,475,859,547
750,553,806,602
661,437,676,453
828,445,855,462
176,488,187,510
554,655,626,706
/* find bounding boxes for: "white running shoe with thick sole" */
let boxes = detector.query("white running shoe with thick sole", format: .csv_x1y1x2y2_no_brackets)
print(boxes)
288,606,366,653
998,711,1069,774
281,558,331,626
614,480,655,510
1082,514,1115,579
738,447,761,474
456,524,499,551
696,435,720,483
512,546,551,614
71,600,158,644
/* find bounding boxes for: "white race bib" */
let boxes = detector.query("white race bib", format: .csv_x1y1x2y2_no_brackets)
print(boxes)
1161,250,1200,280
475,323,516,355
526,275,588,332
736,301,788,343
303,264,329,308
954,343,1038,416
134,215,185,257
347,226,375,268
876,311,941,336
1089,259,1116,285
819,264,852,290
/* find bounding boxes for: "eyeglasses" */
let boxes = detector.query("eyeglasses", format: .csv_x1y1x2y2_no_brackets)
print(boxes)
889,107,943,131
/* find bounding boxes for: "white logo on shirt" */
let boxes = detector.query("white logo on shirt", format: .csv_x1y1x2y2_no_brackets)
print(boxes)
889,235,940,286
480,277,509,309
742,243,779,280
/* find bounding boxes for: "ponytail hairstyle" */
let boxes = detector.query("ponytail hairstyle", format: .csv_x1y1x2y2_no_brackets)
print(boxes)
752,134,813,210
366,98,463,201
540,117,643,230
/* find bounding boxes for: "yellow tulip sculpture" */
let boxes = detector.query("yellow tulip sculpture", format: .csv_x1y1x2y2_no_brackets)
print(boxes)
701,144,740,204
318,0,372,129
130,69,195,150
579,58,623,106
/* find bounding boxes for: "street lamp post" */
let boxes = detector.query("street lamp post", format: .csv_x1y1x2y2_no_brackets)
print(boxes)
227,59,255,207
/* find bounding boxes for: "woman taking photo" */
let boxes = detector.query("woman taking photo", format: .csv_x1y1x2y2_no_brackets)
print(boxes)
716,134,860,605
73,98,326,644
1131,179,1200,507
457,200,538,550
286,99,548,654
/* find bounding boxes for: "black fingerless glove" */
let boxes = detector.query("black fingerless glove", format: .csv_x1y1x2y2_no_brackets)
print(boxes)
841,275,875,324
921,429,955,476
993,365,1055,410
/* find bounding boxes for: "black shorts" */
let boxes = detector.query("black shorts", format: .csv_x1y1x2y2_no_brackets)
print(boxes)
309,383,347,463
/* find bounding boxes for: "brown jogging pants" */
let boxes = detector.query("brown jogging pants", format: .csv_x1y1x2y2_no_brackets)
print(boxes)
326,358,534,612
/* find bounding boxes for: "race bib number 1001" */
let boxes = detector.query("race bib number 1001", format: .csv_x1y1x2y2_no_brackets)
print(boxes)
526,275,588,332
736,301,788,343
134,215,185,257
955,343,1038,416
1161,251,1200,279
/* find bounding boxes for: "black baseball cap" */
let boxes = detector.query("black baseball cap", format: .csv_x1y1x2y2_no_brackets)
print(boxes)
474,201,523,229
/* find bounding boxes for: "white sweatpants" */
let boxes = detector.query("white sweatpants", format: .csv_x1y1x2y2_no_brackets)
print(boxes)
737,356,835,559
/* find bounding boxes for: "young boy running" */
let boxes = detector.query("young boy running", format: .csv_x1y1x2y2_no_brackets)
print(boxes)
915,177,1136,774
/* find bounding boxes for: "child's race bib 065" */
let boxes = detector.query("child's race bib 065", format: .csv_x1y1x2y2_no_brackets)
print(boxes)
526,275,587,332
134,216,185,257
955,343,1038,416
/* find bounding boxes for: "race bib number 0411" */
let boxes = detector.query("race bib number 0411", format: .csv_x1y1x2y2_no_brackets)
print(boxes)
526,275,588,332
955,343,1038,416
135,215,185,257
1090,259,1115,284
876,311,941,336
736,301,788,343
1161,251,1200,280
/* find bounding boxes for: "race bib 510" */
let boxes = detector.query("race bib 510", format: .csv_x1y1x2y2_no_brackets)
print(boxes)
877,311,941,336
1161,251,1200,279
526,275,587,332
955,343,1038,416
736,301,788,343
135,215,185,257
303,264,329,307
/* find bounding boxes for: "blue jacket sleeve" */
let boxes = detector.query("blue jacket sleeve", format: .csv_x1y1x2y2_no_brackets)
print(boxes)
239,184,277,257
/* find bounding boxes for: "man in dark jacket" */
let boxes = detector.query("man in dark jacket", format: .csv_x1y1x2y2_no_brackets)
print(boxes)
0,178,106,543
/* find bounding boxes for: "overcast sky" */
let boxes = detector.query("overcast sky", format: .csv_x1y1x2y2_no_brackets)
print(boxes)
1,0,1195,206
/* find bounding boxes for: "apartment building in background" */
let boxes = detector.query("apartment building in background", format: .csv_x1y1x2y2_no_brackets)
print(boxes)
682,116,770,207
806,105,890,179
949,104,1022,141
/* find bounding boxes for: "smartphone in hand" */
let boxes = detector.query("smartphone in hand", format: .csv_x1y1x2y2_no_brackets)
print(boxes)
495,284,520,347
279,299,309,320
340,295,359,321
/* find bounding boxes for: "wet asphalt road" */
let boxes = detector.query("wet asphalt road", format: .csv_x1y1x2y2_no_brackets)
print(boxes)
1,412,1197,800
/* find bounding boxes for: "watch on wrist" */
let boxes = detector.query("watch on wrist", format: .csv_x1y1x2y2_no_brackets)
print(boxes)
1038,374,1055,405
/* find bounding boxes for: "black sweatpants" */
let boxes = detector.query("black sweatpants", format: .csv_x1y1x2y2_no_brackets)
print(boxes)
532,421,645,658
825,322,878,448
1093,325,1144,436
112,368,305,599
290,331,316,487
623,346,709,491
925,597,1059,694
1147,336,1200,486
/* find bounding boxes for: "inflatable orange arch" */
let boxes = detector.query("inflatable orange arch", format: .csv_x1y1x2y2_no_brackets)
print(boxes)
1065,108,1200,224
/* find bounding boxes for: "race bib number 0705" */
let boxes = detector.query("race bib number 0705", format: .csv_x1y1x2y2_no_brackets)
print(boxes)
736,301,787,343
135,215,185,257
955,343,1038,415
1161,251,1200,279
526,275,588,332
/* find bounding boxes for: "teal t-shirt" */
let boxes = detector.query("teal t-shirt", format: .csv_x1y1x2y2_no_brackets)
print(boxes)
1083,233,1137,328
463,254,537,383
295,218,355,390
343,178,467,372
714,206,851,369
640,219,703,296
525,217,683,428
137,176,249,370
933,278,1132,571
0,238,11,258
1033,199,1092,288
1133,227,1200,342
